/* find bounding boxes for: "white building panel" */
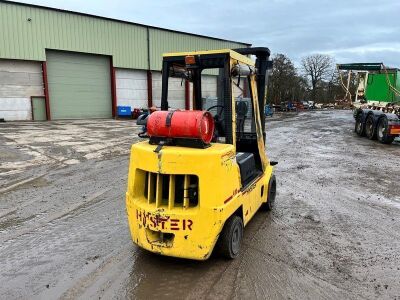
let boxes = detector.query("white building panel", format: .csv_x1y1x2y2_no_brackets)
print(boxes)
0,59,44,121
233,79,245,98
201,75,218,98
152,71,185,109
152,72,218,110
115,68,148,109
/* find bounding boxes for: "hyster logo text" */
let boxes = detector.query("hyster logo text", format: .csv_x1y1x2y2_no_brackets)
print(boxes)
136,209,193,231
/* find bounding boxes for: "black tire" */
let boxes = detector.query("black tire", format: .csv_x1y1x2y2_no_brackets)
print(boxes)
261,175,277,211
217,215,243,259
355,114,365,136
377,117,395,144
365,114,377,140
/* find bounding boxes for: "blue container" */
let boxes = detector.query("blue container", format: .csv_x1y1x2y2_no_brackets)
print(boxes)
265,105,274,117
117,106,132,117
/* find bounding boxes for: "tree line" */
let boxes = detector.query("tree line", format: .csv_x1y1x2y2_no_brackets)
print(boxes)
266,53,352,105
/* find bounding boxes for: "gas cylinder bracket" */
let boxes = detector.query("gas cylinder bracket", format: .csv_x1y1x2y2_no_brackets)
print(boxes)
165,111,175,127
154,141,166,153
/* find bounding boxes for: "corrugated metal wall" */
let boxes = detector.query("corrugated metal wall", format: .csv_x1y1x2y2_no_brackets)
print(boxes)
0,2,147,69
0,1,249,70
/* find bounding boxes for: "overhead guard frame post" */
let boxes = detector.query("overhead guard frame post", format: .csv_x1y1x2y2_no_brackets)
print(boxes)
161,60,169,110
185,80,190,110
234,47,272,142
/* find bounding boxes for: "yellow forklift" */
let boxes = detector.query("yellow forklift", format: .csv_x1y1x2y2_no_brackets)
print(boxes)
126,47,276,260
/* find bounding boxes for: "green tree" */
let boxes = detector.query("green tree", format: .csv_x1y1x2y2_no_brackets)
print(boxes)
267,54,298,104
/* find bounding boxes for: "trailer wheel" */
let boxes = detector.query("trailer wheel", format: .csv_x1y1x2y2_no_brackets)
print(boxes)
217,215,243,259
261,175,277,211
355,114,365,136
377,117,395,144
365,114,377,140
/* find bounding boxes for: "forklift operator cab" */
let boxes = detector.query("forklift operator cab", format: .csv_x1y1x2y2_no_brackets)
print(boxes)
126,48,276,260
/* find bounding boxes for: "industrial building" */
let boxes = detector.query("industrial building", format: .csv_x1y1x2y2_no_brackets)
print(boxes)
0,0,250,121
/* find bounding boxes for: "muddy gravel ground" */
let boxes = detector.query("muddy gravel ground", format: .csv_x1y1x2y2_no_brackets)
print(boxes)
0,110,399,300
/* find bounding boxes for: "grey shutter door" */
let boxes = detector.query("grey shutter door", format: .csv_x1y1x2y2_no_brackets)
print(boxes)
46,51,112,119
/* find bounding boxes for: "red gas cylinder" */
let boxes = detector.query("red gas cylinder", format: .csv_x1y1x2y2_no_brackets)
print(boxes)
147,110,215,144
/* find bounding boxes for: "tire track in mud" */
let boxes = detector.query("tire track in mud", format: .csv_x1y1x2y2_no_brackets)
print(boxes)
0,164,65,218
0,172,48,195
0,187,111,244
0,135,70,187
0,183,129,299
197,210,351,300
0,156,128,234
53,245,138,300
279,172,395,288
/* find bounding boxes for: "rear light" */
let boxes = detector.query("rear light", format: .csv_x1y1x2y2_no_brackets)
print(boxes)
389,125,400,135
185,55,196,65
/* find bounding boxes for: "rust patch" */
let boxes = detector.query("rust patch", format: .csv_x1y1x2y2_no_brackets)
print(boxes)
157,151,162,173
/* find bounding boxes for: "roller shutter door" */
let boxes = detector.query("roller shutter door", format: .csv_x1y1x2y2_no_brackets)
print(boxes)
115,69,148,109
0,59,44,121
46,51,112,119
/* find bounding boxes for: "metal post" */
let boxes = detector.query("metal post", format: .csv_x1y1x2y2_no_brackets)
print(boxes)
147,70,153,108
41,62,51,120
110,59,117,118
146,27,153,109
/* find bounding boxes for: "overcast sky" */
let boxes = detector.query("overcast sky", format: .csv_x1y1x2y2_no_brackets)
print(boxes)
12,0,400,68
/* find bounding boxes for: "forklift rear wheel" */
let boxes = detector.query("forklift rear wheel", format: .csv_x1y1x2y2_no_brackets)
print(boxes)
377,117,395,144
217,215,243,259
365,115,377,140
261,175,276,211
355,114,364,136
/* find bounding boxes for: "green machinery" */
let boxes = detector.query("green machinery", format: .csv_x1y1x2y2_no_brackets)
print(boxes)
337,63,400,144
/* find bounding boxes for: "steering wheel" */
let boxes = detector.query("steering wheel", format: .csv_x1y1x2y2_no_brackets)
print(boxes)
207,105,224,116
207,105,225,138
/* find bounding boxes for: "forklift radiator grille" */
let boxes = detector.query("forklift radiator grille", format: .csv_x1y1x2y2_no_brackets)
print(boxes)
143,172,199,209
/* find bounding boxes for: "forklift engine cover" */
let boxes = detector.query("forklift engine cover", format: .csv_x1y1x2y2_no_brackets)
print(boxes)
147,110,215,144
